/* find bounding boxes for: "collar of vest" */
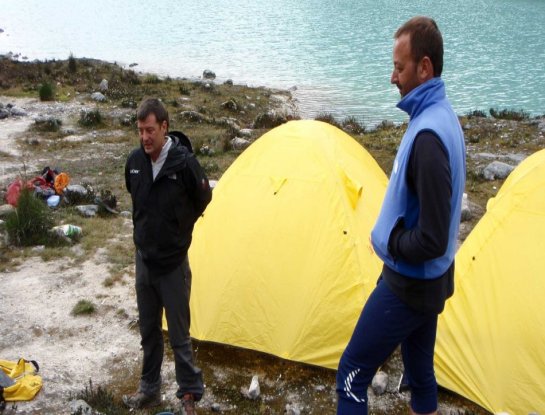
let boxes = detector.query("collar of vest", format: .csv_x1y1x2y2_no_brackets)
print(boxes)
397,77,446,120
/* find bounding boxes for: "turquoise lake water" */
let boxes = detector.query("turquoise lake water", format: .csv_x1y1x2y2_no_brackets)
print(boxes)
1,0,544,125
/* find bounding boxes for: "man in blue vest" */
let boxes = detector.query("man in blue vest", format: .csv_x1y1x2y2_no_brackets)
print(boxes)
336,16,466,415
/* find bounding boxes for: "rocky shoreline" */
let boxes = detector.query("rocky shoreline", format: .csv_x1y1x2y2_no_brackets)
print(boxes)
1,56,544,414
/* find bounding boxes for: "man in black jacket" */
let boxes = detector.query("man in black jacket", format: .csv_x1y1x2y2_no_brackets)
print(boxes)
123,98,211,415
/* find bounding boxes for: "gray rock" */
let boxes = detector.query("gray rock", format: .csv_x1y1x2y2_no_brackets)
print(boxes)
34,115,61,130
248,375,260,399
0,108,9,119
461,193,472,222
91,92,107,102
9,106,27,116
230,136,251,151
76,204,99,217
69,399,93,414
241,375,260,400
180,110,208,123
217,117,240,131
239,128,253,137
253,110,287,129
200,144,215,156
98,79,108,92
371,370,388,395
0,204,15,218
221,99,238,111
483,161,515,180
211,402,221,412
286,403,301,415
120,210,132,218
203,69,216,80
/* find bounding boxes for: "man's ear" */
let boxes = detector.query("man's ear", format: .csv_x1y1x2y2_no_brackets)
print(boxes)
419,56,434,81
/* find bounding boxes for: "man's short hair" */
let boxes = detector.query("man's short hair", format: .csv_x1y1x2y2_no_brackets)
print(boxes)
395,16,444,77
136,98,169,128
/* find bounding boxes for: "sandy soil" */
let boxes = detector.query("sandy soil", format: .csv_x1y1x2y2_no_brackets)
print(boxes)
0,97,143,414
0,252,142,414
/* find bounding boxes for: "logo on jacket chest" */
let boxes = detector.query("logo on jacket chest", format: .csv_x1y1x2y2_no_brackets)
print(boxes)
130,169,140,174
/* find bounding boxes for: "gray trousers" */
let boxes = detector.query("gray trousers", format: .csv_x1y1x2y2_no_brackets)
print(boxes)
135,251,203,400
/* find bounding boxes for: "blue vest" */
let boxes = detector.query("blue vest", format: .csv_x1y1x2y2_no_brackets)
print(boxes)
371,78,466,279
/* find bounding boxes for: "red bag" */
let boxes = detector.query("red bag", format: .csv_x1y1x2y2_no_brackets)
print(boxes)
6,179,23,207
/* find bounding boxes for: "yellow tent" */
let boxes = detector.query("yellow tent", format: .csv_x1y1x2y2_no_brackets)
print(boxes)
436,149,545,414
187,120,387,369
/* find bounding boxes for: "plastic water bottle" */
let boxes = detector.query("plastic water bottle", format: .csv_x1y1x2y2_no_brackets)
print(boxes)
53,224,82,238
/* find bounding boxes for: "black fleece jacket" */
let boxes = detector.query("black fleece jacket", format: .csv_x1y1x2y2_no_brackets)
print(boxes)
125,135,212,273
382,131,455,313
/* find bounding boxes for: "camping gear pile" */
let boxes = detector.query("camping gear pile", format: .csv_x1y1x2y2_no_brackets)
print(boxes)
6,167,69,208
5,167,118,215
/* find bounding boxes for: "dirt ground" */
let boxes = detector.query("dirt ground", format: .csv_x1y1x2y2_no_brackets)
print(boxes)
0,97,490,415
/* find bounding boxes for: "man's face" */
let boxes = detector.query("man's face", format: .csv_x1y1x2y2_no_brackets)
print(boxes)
137,113,167,161
391,33,421,97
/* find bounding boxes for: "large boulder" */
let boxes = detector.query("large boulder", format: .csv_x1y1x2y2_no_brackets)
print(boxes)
483,161,515,180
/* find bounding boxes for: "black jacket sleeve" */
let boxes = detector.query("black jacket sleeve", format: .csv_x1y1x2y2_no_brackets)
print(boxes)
125,158,131,193
180,154,212,218
388,131,452,263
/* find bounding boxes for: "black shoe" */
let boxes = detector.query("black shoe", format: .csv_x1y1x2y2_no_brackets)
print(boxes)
122,390,161,409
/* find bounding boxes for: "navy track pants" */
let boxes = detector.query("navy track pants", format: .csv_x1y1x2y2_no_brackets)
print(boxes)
336,279,438,414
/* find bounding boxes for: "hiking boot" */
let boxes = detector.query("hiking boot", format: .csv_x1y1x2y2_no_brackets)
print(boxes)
179,393,197,415
122,390,161,409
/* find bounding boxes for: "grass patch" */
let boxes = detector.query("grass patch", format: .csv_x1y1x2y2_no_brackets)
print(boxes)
489,107,530,121
5,187,55,246
466,109,487,118
79,108,103,127
104,238,134,286
71,299,96,315
342,115,366,135
32,116,62,132
314,112,341,129
38,82,54,101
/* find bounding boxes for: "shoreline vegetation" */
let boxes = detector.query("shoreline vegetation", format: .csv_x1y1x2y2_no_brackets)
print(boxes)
1,55,544,414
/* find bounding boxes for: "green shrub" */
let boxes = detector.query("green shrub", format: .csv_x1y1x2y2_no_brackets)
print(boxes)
68,53,77,73
315,112,341,129
79,108,102,127
489,108,529,121
143,74,161,84
120,98,137,109
466,109,487,118
71,299,96,315
179,83,191,96
33,116,62,132
5,187,54,246
342,115,366,135
38,82,54,101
